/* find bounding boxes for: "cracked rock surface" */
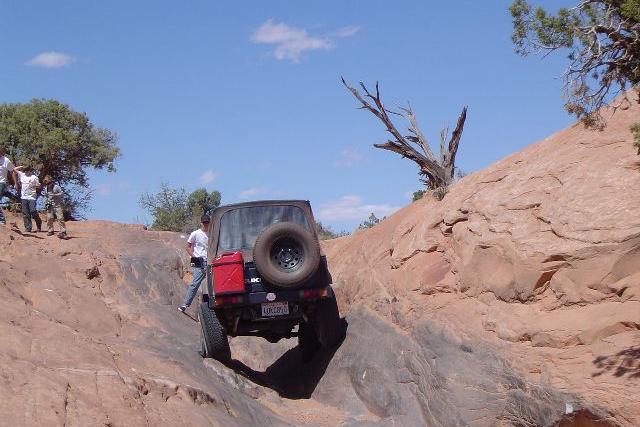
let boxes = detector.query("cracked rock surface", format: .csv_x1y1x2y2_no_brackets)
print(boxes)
1,101,638,426
324,99,640,426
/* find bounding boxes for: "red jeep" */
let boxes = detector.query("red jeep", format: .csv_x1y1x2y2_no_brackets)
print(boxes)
198,200,342,363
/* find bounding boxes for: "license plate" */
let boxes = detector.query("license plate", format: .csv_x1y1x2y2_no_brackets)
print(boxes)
261,301,289,317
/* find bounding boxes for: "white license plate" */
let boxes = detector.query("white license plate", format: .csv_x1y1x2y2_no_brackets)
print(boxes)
261,301,289,317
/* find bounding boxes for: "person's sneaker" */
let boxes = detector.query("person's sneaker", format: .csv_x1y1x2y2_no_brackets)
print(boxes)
178,305,187,313
47,231,54,236
58,232,68,240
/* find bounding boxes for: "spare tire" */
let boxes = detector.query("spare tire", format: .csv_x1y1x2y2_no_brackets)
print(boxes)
253,222,320,288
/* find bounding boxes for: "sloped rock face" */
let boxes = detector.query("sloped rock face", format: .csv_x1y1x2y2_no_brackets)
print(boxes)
324,101,640,426
0,219,608,427
230,306,600,426
0,222,295,426
1,219,585,427
1,103,638,426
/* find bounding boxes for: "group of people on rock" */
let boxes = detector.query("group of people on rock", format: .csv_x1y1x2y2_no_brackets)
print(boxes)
0,147,67,239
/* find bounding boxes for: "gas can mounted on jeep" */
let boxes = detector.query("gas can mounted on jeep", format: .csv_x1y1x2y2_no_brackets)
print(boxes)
197,200,342,363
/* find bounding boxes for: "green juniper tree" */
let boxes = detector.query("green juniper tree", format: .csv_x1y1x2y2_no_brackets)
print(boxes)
412,190,425,202
139,184,222,232
315,221,349,240
358,212,383,230
0,99,120,218
185,188,221,230
510,0,640,151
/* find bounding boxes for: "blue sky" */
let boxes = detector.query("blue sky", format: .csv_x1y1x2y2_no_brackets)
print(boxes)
1,0,574,231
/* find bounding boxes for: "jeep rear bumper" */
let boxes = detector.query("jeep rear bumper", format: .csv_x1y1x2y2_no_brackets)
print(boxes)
209,285,334,308
202,285,336,341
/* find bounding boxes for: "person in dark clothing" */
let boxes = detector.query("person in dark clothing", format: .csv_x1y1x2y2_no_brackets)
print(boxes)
42,175,67,239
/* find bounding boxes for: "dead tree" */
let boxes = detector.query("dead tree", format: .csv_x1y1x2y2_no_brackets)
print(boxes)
342,78,467,196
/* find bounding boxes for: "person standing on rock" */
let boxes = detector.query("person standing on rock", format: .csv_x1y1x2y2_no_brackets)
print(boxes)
41,175,67,239
178,213,210,312
0,147,16,226
14,165,42,233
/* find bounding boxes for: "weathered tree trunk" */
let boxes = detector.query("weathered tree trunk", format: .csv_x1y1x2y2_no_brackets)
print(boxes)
342,78,467,195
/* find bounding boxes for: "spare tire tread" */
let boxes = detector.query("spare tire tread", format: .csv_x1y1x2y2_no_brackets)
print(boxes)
253,222,321,288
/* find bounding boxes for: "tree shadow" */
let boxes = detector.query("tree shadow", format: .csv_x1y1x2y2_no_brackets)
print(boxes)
229,318,348,399
592,345,640,379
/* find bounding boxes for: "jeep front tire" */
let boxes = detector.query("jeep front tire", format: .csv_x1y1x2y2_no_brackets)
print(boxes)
198,303,231,363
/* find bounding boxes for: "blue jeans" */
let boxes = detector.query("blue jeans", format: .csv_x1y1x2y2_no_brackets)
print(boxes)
182,266,206,307
21,199,42,232
0,183,5,223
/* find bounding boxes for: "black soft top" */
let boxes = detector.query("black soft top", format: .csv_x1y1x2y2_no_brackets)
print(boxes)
207,199,318,260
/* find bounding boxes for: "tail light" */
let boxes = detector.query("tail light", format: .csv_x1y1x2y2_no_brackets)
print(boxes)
212,251,245,295
214,295,244,307
299,287,328,299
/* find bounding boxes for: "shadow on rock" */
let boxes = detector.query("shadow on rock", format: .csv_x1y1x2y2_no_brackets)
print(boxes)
230,318,348,399
592,345,640,379
10,229,45,239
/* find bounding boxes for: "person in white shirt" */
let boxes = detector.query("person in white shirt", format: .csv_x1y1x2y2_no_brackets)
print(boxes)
0,147,16,225
14,166,42,233
178,213,210,312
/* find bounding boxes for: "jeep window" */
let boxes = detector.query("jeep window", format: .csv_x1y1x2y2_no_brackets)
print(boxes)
217,205,310,252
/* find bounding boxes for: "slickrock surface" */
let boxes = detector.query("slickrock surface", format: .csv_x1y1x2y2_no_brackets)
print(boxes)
0,221,293,426
2,219,580,426
1,100,638,426
324,100,640,426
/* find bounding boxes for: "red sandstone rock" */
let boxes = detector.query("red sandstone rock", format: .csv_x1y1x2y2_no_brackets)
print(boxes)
324,99,640,426
1,100,638,426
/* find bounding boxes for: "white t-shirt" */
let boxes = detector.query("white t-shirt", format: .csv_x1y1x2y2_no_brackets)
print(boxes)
18,171,40,200
187,229,208,259
0,156,14,184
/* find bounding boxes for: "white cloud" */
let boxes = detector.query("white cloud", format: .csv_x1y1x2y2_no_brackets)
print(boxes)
335,147,366,167
332,26,361,38
238,186,286,200
317,195,401,221
197,170,217,185
26,51,76,68
250,20,359,62
238,187,268,199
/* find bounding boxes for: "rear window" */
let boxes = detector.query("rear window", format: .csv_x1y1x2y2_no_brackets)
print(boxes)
217,205,310,252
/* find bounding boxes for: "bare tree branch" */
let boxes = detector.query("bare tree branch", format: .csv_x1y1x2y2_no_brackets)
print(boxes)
443,107,468,178
342,77,468,192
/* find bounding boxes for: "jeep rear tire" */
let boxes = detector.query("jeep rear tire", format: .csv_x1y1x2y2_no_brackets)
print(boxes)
298,321,320,362
198,303,231,363
315,297,342,348
253,222,320,288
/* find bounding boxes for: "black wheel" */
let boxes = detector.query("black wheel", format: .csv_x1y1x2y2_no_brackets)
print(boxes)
298,321,320,362
253,222,321,288
315,297,342,348
198,303,231,363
